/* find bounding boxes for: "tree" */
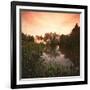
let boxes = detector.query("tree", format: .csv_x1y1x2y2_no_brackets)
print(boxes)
43,32,60,56
59,23,80,73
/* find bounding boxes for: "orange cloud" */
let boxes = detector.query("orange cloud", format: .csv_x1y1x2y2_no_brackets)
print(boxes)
21,10,80,36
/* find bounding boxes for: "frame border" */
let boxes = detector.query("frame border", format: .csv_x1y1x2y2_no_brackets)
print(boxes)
11,1,88,89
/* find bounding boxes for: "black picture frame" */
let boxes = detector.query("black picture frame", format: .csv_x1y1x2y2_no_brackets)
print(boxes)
11,1,88,89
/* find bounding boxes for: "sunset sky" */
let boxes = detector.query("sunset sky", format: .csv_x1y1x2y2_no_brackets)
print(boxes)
21,10,80,36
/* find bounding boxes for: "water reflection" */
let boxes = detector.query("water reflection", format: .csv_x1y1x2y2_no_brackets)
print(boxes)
40,45,73,67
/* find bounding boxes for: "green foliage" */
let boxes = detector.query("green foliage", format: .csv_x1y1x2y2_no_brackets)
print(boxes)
22,38,45,78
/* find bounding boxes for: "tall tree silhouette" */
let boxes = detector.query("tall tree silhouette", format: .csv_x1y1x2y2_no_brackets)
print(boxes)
59,23,80,74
